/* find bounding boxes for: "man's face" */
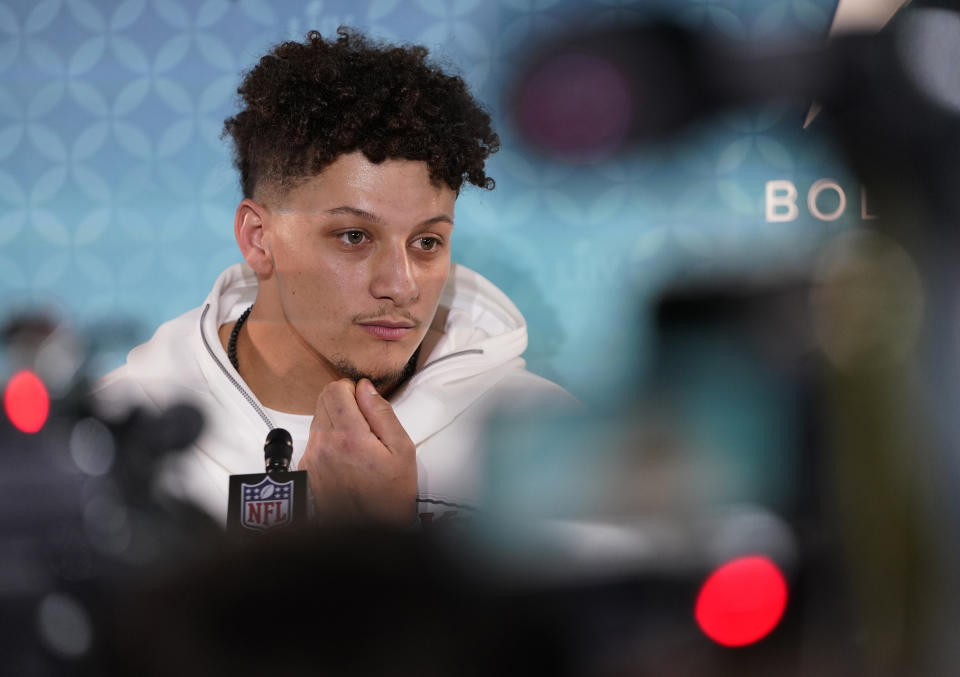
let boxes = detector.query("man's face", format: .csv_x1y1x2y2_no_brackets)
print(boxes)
259,151,455,392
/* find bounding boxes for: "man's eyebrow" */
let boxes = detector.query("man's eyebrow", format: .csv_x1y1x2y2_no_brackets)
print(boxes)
326,206,383,223
420,214,454,226
326,205,454,227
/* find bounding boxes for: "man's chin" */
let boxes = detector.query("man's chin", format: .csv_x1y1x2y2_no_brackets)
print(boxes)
331,347,420,397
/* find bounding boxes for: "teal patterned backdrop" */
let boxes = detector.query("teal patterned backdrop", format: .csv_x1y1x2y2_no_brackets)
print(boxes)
0,0,856,394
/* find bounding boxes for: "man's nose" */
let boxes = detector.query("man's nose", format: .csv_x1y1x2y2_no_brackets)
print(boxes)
370,244,418,306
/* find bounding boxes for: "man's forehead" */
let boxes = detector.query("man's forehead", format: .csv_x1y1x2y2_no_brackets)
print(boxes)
269,156,456,218
273,203,455,226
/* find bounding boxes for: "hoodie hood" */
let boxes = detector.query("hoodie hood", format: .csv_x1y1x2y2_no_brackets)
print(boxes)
392,262,529,444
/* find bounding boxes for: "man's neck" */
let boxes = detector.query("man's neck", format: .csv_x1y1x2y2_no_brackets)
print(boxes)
218,305,337,416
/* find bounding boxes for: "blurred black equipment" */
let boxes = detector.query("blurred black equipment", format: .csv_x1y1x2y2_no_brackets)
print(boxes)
226,428,311,536
511,5,960,199
0,312,216,676
507,4,960,676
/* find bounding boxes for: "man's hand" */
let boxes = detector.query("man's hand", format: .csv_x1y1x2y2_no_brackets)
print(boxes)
298,378,417,527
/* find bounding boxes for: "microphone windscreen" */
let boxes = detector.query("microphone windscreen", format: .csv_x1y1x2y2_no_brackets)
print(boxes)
264,427,293,464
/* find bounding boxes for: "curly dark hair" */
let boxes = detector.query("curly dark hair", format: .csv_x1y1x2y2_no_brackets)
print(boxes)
222,28,500,198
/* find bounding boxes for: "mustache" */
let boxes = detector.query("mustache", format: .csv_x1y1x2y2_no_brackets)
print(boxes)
352,307,421,327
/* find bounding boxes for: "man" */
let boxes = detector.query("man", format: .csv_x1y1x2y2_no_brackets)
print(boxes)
95,28,570,527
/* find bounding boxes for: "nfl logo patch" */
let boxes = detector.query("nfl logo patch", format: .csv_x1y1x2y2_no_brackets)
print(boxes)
240,476,293,531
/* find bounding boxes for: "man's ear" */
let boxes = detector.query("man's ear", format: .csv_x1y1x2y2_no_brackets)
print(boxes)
235,198,272,276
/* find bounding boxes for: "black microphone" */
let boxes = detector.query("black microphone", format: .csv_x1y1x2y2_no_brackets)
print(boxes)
226,428,312,536
265,427,293,474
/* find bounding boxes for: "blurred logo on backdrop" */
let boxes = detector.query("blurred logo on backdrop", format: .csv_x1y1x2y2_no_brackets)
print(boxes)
765,180,878,223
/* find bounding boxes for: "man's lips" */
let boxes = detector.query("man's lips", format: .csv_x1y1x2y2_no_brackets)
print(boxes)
357,319,416,341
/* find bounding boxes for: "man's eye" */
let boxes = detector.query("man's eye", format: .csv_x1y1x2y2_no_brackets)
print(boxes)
341,231,366,245
416,237,440,251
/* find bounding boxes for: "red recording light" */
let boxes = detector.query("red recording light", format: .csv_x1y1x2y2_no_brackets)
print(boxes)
695,555,788,647
4,370,50,433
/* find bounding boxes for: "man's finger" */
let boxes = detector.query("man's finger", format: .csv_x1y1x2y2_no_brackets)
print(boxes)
355,378,413,456
322,378,371,434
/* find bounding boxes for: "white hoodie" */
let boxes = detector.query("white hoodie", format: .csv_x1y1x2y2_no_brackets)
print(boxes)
94,262,571,524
